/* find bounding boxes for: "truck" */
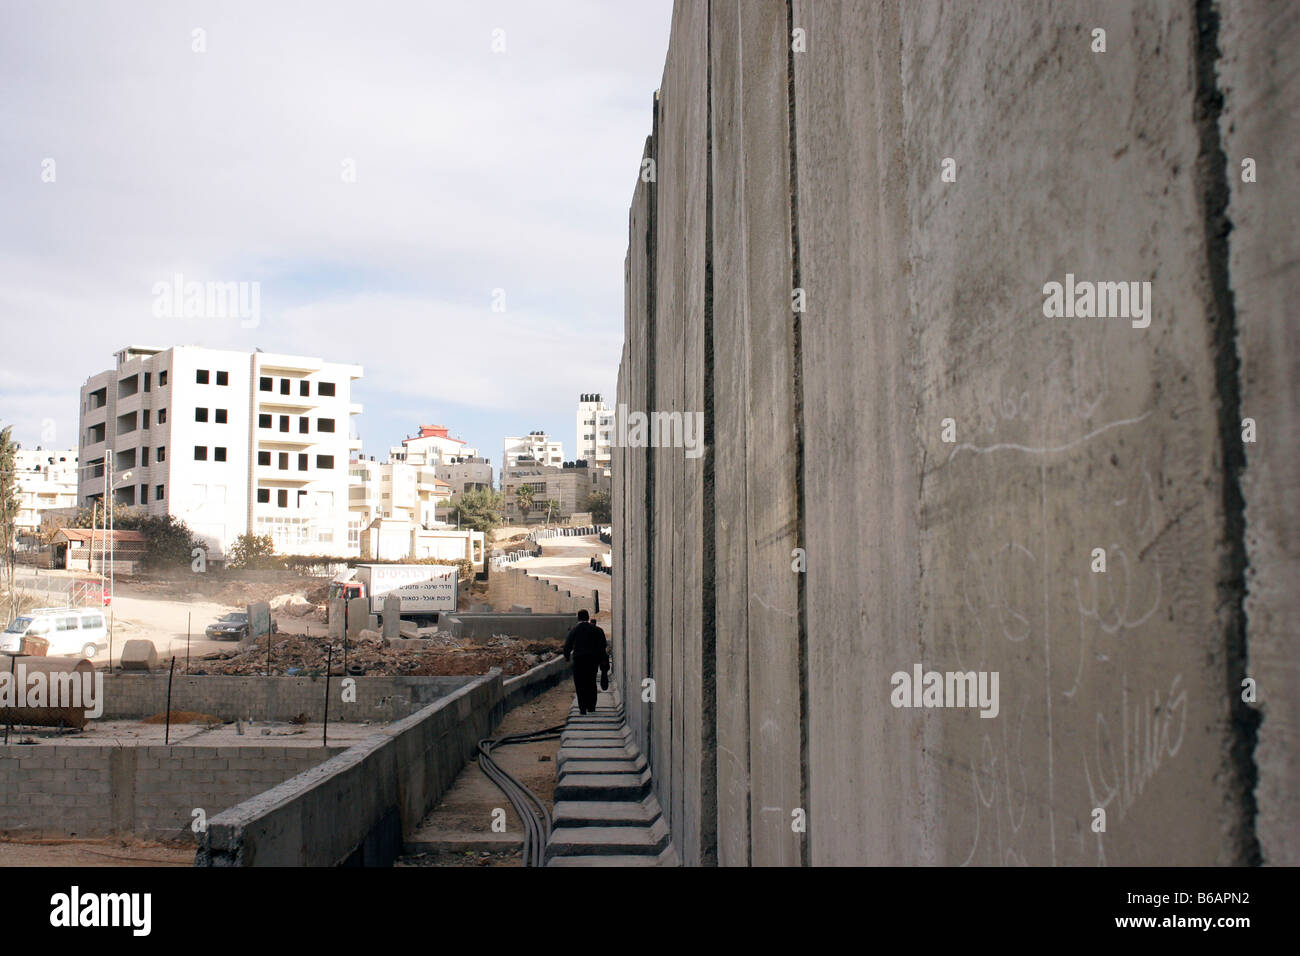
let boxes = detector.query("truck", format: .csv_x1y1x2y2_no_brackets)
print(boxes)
328,564,459,627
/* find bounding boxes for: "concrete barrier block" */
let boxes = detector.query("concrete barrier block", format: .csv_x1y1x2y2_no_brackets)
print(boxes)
382,596,400,640
119,639,159,672
346,597,370,638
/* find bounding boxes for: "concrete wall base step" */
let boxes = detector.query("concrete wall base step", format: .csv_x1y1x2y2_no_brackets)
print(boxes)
549,818,671,856
557,754,648,775
546,847,680,867
553,796,661,828
545,688,679,866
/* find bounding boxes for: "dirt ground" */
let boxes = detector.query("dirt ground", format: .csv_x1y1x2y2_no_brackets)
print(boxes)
190,633,563,677
0,838,193,867
397,680,575,868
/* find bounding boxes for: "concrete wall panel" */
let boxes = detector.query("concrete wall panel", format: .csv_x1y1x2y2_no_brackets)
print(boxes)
792,0,928,865
707,0,751,867
1218,0,1300,866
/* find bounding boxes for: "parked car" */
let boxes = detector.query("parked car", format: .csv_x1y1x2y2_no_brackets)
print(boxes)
205,611,277,641
1,607,108,659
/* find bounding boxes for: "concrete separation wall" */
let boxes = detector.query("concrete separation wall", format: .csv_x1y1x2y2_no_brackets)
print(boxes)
196,657,574,866
613,0,1297,865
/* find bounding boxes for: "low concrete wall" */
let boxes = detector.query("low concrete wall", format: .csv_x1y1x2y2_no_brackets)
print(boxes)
0,744,341,841
444,612,577,643
100,674,475,723
503,655,569,712
196,656,573,866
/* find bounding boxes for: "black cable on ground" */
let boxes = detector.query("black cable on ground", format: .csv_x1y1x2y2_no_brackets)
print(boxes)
477,723,567,867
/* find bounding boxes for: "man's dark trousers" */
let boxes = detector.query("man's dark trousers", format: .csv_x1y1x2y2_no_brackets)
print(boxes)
572,656,601,714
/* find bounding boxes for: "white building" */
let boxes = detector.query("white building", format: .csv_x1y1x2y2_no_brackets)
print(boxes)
77,345,362,560
389,424,477,467
503,431,564,472
12,448,79,537
348,458,452,533
576,393,613,471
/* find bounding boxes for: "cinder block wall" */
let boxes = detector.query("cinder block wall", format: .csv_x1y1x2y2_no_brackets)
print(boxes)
614,0,1297,865
0,745,340,841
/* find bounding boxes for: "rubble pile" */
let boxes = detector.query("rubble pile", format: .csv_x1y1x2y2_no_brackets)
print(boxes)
189,633,560,678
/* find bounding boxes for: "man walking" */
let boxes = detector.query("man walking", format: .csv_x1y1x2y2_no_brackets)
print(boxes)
562,609,609,715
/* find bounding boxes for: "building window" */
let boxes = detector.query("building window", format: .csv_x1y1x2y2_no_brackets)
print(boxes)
258,413,271,428
141,448,149,466
260,376,272,392
196,370,209,384
318,382,336,397
215,408,228,424
158,408,167,424
157,446,165,462
316,455,334,470
317,418,335,433
155,484,164,500
298,453,308,471
216,370,229,386
143,410,150,428
159,371,168,387
277,489,288,508
195,407,208,422
144,373,151,393
279,415,289,432
214,447,227,462
278,453,288,470
280,378,290,395
139,485,148,504
300,380,310,396
299,417,309,434
194,446,207,461
257,451,271,466
257,488,270,504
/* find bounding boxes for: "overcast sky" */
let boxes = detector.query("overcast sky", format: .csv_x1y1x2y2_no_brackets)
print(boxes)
0,0,672,475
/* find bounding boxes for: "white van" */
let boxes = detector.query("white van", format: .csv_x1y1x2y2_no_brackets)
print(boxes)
1,607,109,659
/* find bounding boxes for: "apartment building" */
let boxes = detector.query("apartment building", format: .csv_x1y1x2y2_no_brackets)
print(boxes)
576,393,613,471
77,345,362,559
348,458,452,531
434,457,494,497
502,431,564,472
500,459,607,522
12,448,78,539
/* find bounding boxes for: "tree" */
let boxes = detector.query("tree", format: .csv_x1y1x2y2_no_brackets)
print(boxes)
227,533,279,569
582,491,611,524
543,499,561,526
445,488,505,534
0,426,20,609
515,485,535,521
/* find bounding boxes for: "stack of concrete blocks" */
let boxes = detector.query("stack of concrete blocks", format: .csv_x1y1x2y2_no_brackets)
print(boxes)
612,0,1298,866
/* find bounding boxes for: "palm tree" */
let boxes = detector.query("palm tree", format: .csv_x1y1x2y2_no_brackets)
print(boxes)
543,499,560,527
515,485,535,521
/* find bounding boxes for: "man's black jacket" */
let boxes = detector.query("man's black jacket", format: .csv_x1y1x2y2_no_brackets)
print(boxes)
563,620,609,665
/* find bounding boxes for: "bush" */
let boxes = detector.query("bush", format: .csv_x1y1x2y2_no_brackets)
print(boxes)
226,533,280,570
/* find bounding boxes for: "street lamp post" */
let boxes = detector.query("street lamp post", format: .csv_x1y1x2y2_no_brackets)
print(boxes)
106,454,132,672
